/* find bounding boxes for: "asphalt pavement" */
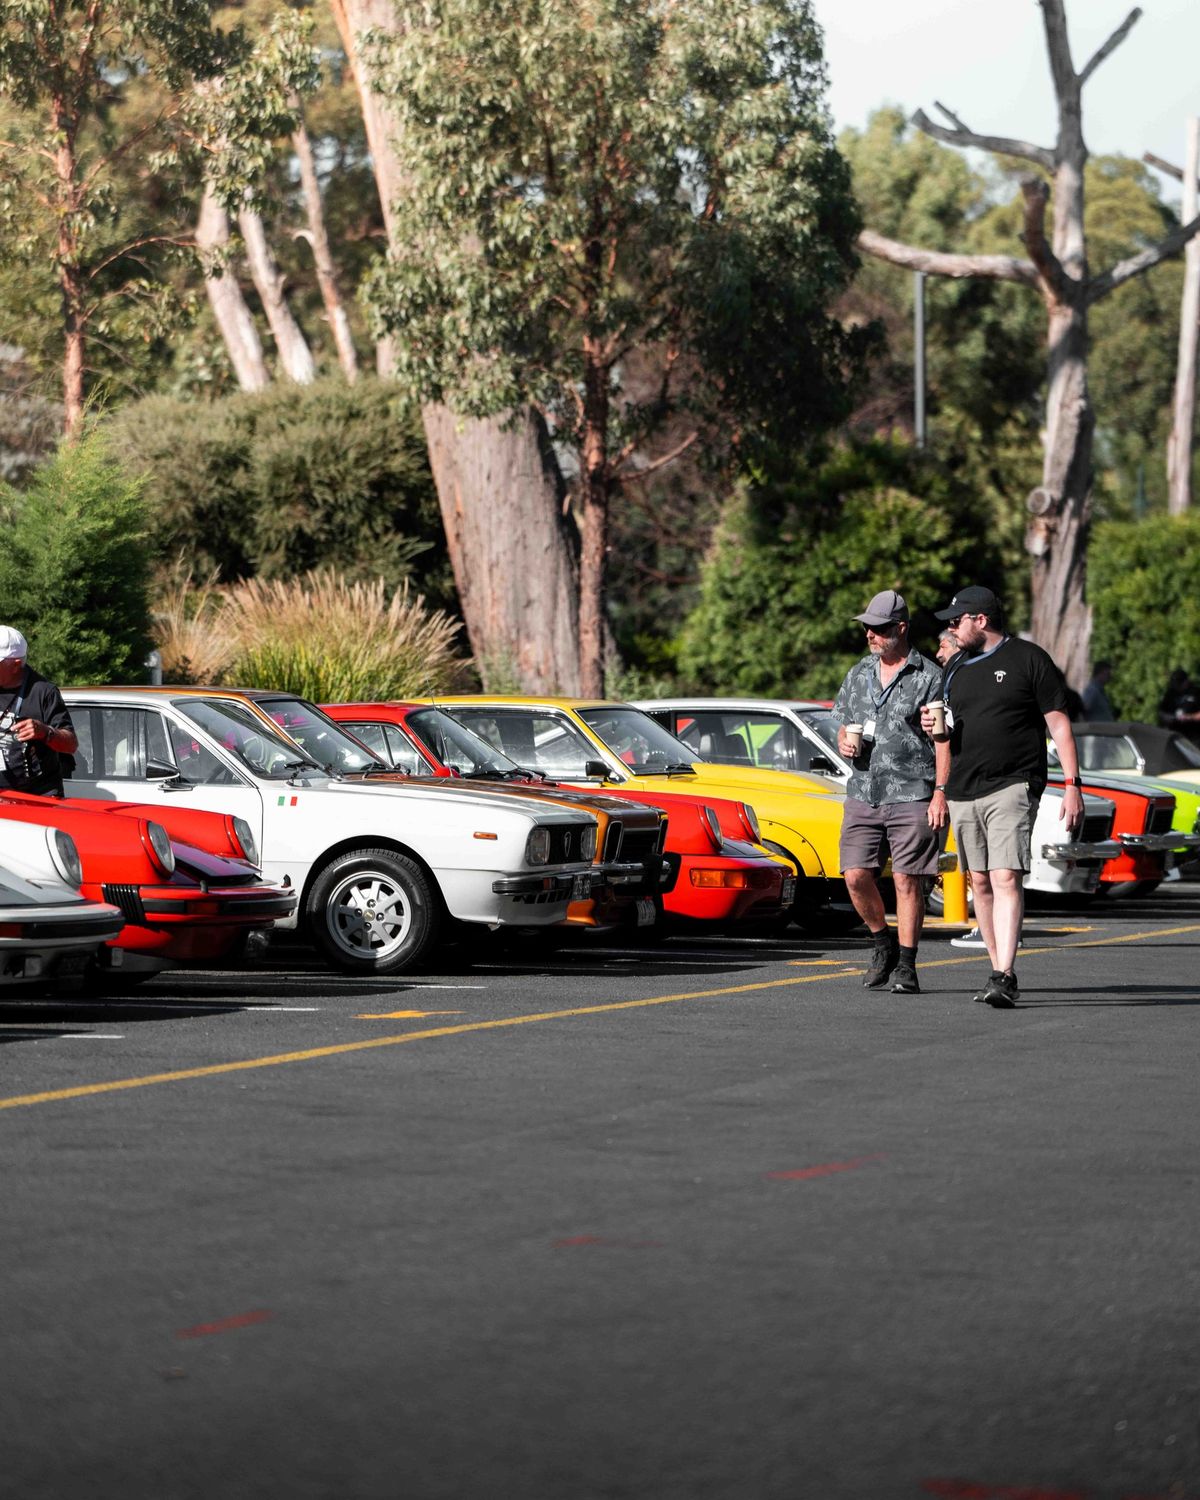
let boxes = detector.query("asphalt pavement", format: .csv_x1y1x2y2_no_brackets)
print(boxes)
1,885,1198,1500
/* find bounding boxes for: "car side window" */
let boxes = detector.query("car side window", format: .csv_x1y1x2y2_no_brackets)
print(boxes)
165,719,235,785
383,726,427,774
345,722,390,762
64,708,96,781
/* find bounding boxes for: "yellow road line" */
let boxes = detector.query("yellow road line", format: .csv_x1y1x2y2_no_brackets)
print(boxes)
1,921,1197,1115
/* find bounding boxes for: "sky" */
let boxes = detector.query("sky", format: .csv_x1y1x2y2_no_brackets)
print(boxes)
813,0,1200,205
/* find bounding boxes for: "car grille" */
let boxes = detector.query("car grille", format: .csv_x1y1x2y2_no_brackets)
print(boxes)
102,883,147,924
1146,801,1175,836
1080,808,1114,843
547,826,589,864
619,828,660,867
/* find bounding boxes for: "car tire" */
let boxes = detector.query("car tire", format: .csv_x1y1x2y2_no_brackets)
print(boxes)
307,847,440,974
1100,877,1161,900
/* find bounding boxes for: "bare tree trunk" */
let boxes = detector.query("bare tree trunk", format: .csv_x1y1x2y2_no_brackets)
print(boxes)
196,186,271,393
291,102,359,383
330,0,584,691
423,407,581,688
861,2,1200,686
1028,296,1093,682
237,206,316,384
1167,118,1200,515
60,265,85,441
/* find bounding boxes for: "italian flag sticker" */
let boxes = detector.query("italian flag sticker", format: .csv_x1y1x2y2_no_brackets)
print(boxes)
277,795,298,807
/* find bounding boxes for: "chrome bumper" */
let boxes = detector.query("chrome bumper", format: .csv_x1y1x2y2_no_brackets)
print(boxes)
1119,832,1200,854
1040,838,1123,863
492,870,594,898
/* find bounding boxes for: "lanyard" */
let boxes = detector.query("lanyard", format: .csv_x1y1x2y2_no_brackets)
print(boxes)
944,636,1009,701
0,668,28,725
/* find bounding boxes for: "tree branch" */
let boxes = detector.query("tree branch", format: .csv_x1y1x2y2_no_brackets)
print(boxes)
1078,7,1142,88
1088,212,1200,302
1143,150,1200,189
613,430,699,486
857,228,1040,286
1019,177,1068,299
912,105,1054,170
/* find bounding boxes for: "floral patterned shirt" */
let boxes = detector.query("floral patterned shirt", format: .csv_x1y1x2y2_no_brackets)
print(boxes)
832,648,941,805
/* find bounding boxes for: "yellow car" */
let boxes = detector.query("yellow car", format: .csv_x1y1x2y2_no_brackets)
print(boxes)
422,697,854,926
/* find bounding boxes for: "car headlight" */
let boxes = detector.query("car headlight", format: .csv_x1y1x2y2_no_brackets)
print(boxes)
229,815,259,867
580,824,597,861
739,802,761,842
702,805,723,851
526,827,551,866
141,820,177,877
47,827,83,888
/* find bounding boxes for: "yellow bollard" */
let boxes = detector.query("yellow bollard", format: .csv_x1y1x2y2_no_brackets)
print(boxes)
941,867,970,924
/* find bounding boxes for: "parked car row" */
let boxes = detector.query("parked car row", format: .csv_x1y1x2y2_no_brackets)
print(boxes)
4,690,1194,994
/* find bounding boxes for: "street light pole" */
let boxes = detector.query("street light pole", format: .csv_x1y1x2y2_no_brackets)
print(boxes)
914,270,927,450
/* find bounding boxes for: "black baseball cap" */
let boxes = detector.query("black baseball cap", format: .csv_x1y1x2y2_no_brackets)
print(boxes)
935,586,1003,621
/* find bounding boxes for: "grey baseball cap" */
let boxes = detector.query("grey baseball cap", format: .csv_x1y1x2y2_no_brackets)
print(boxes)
853,590,909,628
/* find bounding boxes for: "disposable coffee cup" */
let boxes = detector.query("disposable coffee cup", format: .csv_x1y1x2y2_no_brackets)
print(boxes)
926,700,946,736
844,723,864,756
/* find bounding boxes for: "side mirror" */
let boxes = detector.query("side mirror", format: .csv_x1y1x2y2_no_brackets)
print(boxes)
809,755,837,775
145,759,180,780
584,760,609,779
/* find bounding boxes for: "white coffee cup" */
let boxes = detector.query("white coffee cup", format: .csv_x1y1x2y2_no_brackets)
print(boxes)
844,723,864,756
926,700,946,736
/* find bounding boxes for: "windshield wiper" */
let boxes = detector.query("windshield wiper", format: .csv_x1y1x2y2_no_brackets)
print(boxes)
504,766,545,780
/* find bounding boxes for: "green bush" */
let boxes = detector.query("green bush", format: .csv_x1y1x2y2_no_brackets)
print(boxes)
677,441,1007,697
0,430,151,683
1089,515,1200,721
105,376,455,609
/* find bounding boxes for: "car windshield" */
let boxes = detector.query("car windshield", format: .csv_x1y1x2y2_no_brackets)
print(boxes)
1166,733,1200,769
405,708,524,777
178,698,325,779
577,706,695,774
796,709,845,761
452,706,604,777
255,697,386,775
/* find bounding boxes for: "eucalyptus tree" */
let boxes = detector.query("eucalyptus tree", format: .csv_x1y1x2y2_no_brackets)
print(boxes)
0,0,310,435
856,0,1200,685
360,0,864,696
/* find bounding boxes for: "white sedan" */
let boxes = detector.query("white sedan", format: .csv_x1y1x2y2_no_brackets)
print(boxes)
1,820,124,989
62,688,600,975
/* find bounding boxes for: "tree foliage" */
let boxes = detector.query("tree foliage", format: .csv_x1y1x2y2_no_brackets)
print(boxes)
105,376,453,606
677,441,1005,697
1089,516,1200,723
0,428,150,682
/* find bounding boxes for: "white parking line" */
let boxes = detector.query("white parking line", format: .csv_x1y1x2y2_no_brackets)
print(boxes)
61,1034,124,1040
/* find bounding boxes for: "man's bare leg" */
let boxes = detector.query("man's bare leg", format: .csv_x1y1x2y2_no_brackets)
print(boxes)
988,868,1024,974
893,873,925,948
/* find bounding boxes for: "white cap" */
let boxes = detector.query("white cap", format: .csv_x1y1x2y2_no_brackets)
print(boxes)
0,626,28,662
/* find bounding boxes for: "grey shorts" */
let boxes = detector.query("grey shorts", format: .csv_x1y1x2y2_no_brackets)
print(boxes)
948,781,1038,873
839,797,941,877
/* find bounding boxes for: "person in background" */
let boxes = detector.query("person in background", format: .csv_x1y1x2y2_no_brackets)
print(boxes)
831,590,949,996
0,626,78,798
1159,668,1200,738
1080,661,1115,722
922,586,1082,1010
935,628,960,668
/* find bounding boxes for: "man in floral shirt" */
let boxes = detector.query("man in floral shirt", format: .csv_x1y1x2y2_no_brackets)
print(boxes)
832,591,949,994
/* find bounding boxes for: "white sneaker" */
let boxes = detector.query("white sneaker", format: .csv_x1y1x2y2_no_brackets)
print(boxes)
949,926,1023,950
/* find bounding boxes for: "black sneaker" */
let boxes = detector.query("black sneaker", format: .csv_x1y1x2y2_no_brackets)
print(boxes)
890,961,920,994
863,937,899,989
982,970,1019,1009
974,971,1004,1004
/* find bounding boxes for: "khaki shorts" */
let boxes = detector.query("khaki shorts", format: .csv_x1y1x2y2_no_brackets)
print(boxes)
839,797,941,877
948,781,1038,873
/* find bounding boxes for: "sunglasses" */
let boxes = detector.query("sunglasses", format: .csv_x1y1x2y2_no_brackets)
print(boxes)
862,623,898,636
946,613,983,629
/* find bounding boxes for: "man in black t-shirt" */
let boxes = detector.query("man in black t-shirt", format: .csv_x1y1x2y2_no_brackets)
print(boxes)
0,625,78,798
920,587,1084,1010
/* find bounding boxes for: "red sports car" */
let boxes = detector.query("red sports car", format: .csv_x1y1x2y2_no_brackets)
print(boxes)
0,792,297,982
319,700,797,928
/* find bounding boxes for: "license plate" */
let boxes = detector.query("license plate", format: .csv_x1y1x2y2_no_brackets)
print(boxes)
781,876,797,904
635,897,656,928
55,951,90,977
571,873,590,900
